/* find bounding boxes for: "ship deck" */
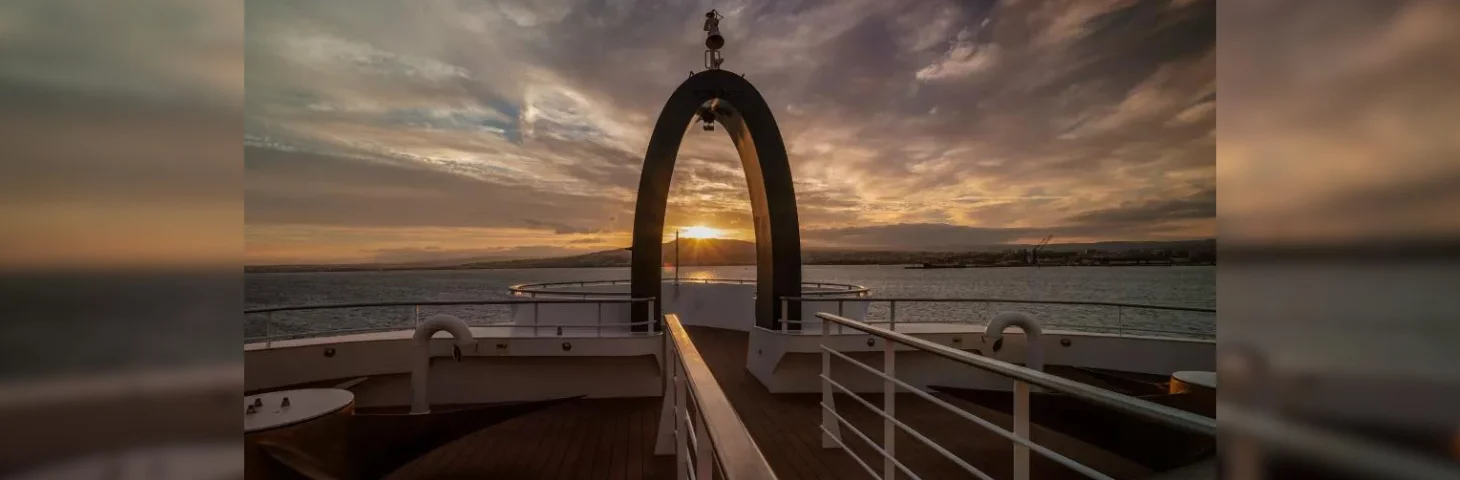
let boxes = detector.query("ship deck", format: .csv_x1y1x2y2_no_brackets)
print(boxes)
381,326,1154,479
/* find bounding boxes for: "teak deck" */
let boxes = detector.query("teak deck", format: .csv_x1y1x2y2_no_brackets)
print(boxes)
384,327,1152,479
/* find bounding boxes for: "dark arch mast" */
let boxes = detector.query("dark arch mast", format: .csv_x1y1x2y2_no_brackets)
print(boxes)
628,66,802,330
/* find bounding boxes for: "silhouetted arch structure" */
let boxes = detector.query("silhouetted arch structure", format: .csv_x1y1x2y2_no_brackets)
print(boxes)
631,69,802,331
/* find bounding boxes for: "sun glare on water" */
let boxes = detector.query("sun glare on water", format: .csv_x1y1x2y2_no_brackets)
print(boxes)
680,225,722,239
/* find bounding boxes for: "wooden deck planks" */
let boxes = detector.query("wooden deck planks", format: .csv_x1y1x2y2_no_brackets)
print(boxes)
682,325,1153,480
379,326,1153,480
384,398,676,480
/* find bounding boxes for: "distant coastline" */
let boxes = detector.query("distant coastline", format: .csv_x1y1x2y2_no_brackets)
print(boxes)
246,238,1216,274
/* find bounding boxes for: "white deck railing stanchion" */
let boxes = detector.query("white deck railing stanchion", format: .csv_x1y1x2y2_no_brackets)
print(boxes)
695,406,714,480
675,356,689,480
816,311,1216,480
1014,379,1030,480
882,335,896,479
781,298,789,333
820,316,840,448
889,300,896,332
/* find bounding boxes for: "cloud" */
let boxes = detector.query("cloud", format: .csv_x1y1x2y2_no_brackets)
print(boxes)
244,146,630,230
803,219,1207,251
1218,0,1460,242
567,237,606,244
914,28,1001,82
803,223,1031,250
521,219,602,235
244,0,1219,263
371,245,591,264
1166,99,1215,126
1064,188,1215,225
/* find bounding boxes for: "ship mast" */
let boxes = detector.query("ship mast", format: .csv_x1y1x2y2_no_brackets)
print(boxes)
704,9,725,70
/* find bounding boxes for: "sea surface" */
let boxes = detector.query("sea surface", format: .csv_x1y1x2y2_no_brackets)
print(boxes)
246,265,1215,340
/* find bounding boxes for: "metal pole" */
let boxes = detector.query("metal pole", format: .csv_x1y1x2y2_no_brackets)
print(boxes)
889,300,897,332
414,304,420,327
265,312,272,348
675,229,681,285
822,317,840,447
1015,380,1031,480
597,302,603,337
533,303,540,337
838,300,845,334
694,401,713,480
782,298,790,333
883,336,896,479
662,322,672,395
674,358,688,480
1117,306,1124,336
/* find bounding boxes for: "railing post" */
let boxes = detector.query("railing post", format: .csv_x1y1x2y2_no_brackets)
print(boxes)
821,317,840,448
781,298,789,333
694,402,713,480
534,302,540,337
1117,305,1124,336
649,299,658,333
675,358,689,480
1014,380,1031,480
414,304,420,327
654,324,676,455
265,312,273,348
883,335,896,479
597,302,603,337
838,300,845,334
889,300,897,332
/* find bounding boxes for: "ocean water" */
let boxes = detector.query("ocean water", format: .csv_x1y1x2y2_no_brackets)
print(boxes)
245,265,1215,340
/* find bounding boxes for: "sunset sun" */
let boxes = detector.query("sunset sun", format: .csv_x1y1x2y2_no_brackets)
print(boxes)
680,225,722,239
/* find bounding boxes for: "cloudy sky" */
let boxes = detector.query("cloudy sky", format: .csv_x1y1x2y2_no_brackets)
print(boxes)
245,0,1216,264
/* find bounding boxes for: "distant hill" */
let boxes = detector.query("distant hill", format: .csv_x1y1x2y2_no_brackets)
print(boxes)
246,238,1214,273
1037,238,1215,252
456,238,759,269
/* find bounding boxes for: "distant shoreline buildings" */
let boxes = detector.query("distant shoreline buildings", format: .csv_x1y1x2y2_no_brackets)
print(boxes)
246,239,1216,273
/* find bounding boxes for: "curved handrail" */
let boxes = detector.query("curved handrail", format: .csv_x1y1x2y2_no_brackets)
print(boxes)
245,319,661,344
245,298,660,346
779,296,1213,339
817,312,1217,436
509,278,870,297
663,314,778,479
244,297,654,314
782,296,1213,313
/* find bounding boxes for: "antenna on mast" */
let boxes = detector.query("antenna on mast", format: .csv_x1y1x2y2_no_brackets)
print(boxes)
703,9,725,70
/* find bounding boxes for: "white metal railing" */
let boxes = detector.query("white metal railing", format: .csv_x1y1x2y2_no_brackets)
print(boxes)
1217,402,1460,480
243,298,657,347
660,314,778,480
816,312,1216,480
781,297,1214,339
510,278,869,298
